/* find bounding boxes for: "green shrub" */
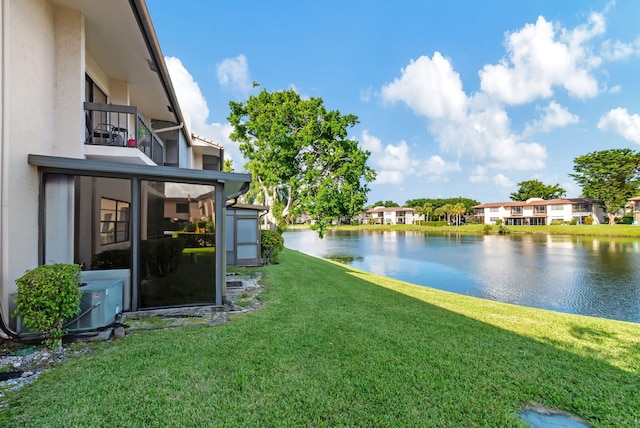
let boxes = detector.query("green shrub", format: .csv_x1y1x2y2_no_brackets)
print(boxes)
584,216,594,225
483,224,493,234
615,214,633,225
13,263,82,349
496,218,503,226
173,232,214,248
261,230,284,264
570,218,578,225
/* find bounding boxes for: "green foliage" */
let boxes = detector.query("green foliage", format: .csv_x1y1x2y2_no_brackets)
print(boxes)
405,197,480,213
13,263,82,348
509,179,567,201
496,218,503,226
370,200,399,208
615,213,634,225
222,159,234,172
228,89,376,237
483,224,493,234
570,148,640,224
261,230,284,264
584,216,594,225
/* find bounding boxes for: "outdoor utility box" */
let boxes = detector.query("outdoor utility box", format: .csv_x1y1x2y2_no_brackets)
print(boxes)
66,280,123,332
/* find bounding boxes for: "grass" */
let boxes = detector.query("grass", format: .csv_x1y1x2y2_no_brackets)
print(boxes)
2,249,640,426
327,223,640,237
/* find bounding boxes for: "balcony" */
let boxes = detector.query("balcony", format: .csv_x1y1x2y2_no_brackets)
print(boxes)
84,102,164,165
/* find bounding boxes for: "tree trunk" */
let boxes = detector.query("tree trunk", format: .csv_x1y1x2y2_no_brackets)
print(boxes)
607,212,616,225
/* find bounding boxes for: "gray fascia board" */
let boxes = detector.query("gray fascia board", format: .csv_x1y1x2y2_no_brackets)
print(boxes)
28,154,251,200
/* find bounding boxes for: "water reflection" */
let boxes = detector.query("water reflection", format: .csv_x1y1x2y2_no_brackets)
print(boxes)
283,230,640,323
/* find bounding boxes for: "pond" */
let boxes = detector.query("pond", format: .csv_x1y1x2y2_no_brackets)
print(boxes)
283,229,640,323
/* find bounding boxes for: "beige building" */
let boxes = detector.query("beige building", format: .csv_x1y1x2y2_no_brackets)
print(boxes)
0,0,251,329
473,198,605,225
363,207,416,225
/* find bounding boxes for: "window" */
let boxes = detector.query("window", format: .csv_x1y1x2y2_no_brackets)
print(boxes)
100,198,130,245
490,217,499,222
534,205,546,214
551,205,564,211
202,155,220,171
511,206,523,215
176,203,189,214
490,207,499,212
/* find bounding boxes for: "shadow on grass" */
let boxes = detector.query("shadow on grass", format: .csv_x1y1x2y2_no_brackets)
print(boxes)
2,249,639,427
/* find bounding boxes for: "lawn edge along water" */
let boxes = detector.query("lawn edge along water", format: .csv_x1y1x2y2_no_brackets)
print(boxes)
1,249,639,427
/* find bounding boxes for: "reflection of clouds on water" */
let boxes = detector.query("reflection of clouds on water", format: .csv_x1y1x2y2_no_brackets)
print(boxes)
283,229,640,322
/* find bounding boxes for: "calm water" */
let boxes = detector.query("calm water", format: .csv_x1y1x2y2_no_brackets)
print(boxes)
283,230,640,323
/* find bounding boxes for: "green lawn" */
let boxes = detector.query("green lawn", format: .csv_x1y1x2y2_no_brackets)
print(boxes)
2,249,640,427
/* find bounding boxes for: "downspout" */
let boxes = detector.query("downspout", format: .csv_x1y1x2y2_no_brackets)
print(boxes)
1,0,10,329
153,122,183,133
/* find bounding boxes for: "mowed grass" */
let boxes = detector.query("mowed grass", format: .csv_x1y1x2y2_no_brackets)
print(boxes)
2,249,640,427
331,223,640,237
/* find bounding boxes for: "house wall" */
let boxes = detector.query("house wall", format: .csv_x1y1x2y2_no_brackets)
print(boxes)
3,0,59,316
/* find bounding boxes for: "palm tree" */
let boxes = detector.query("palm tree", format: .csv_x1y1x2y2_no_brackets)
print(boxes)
450,203,466,227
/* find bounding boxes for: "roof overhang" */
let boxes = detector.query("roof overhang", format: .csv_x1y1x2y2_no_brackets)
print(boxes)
28,155,251,200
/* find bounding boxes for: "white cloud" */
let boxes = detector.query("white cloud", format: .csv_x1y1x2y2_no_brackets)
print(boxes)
361,131,459,185
523,101,579,136
216,54,251,95
360,86,372,102
381,53,467,120
360,130,382,153
166,56,245,169
479,14,603,104
608,85,621,94
469,166,490,183
493,173,514,188
165,56,210,128
600,37,640,61
598,107,640,144
420,155,461,176
376,170,405,184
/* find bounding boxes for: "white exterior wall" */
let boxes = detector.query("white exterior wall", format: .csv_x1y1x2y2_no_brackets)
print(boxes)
1,0,88,318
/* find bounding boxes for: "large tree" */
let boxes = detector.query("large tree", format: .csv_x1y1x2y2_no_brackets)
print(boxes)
570,148,640,225
509,179,566,201
228,89,375,236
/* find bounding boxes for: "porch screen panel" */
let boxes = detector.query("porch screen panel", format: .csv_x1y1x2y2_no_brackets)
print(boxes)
140,180,216,308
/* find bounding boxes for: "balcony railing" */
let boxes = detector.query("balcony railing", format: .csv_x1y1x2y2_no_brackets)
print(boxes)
84,102,164,165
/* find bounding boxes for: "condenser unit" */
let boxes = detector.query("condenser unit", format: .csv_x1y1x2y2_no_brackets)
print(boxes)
66,280,123,332
16,279,123,334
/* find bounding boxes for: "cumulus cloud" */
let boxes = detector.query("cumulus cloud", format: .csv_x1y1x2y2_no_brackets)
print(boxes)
216,54,251,95
523,101,579,136
598,107,640,144
469,166,490,183
493,173,514,188
479,14,603,104
381,53,467,120
166,56,244,167
361,131,459,185
165,56,210,128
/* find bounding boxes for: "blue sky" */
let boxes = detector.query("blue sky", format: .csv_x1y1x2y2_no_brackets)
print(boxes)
147,0,640,205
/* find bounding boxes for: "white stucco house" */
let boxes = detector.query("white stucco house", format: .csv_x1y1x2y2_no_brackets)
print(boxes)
473,198,605,225
363,207,416,225
0,0,252,331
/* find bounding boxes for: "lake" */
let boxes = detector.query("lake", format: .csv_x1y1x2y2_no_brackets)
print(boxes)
283,229,640,323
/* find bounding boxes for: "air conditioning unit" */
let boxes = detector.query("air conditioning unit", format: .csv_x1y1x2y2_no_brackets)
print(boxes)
16,279,123,334
66,280,123,332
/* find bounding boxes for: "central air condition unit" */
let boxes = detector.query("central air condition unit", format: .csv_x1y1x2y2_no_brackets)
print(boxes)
66,280,123,332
